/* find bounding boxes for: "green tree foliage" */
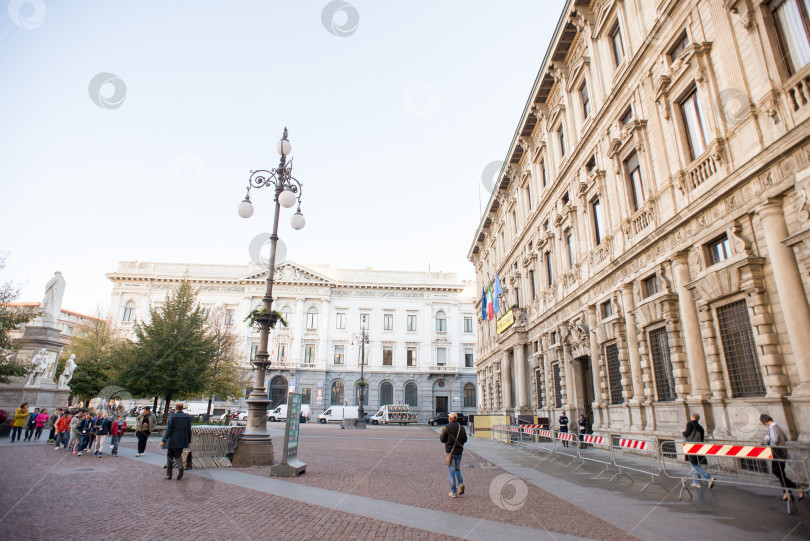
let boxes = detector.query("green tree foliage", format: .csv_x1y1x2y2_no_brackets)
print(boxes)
0,256,39,383
60,316,117,404
117,282,217,424
204,306,249,421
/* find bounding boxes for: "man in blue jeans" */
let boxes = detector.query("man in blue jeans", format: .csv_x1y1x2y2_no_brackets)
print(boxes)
439,412,467,498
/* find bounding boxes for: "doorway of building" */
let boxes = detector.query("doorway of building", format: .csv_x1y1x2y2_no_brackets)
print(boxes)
578,357,594,423
269,376,288,408
435,396,448,415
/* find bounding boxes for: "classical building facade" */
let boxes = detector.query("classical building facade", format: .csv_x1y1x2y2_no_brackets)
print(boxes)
107,261,478,421
469,0,810,441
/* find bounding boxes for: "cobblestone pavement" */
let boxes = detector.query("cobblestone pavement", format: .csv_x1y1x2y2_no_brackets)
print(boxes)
0,442,462,541
235,424,634,541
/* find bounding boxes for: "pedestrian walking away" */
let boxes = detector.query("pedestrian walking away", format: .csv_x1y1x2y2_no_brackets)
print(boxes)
93,411,112,457
135,407,156,456
35,408,49,440
760,414,805,501
24,407,40,441
10,403,28,443
439,412,468,498
683,413,715,489
160,403,192,480
110,415,127,456
559,412,569,447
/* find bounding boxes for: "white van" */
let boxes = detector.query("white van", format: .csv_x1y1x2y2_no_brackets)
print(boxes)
317,406,359,423
267,404,312,423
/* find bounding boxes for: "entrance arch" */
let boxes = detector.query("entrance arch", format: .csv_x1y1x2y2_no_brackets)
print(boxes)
269,376,288,407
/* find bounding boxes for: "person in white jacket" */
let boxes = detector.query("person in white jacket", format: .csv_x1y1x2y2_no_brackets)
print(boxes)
760,414,804,501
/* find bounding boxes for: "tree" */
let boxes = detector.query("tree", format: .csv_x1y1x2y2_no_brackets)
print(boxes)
60,316,117,405
0,256,39,383
117,281,217,424
203,306,249,422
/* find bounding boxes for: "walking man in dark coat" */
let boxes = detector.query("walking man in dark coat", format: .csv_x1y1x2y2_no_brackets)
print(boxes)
160,403,192,480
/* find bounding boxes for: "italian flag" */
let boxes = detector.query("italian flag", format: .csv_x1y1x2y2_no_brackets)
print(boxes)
487,283,495,321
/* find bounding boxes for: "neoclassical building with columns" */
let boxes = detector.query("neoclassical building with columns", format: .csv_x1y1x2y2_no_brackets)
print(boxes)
469,0,810,441
107,261,478,422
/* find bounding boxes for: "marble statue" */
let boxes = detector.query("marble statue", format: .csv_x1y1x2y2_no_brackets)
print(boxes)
27,348,49,386
58,354,77,389
39,271,66,324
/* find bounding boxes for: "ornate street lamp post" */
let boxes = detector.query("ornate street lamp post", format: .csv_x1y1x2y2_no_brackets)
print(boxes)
351,320,369,429
233,127,305,465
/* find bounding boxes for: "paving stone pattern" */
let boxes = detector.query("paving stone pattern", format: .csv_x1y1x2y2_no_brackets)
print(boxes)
0,444,462,541
236,424,634,541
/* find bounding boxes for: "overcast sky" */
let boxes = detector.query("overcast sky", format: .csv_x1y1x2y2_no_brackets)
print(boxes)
1,0,564,315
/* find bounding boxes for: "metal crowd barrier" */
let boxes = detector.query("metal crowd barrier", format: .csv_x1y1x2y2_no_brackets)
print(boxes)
490,424,810,514
186,426,245,468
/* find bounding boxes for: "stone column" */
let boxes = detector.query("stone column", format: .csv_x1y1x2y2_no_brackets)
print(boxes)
587,306,603,428
515,343,528,410
758,199,810,394
671,252,711,399
561,322,576,413
502,351,513,412
291,298,305,365
621,284,644,402
541,336,552,416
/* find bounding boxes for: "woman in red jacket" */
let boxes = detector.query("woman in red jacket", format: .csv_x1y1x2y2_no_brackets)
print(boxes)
110,416,127,456
53,412,72,450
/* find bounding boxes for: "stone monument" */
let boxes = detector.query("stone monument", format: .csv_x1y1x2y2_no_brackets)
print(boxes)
0,272,71,413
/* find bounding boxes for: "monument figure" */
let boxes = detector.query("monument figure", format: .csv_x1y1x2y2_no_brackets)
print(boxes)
26,348,49,386
38,271,66,324
58,354,77,389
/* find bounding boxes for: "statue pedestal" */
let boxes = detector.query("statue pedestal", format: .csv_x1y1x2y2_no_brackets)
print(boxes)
0,322,69,413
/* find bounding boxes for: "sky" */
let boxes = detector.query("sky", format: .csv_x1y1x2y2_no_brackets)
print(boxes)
0,0,565,316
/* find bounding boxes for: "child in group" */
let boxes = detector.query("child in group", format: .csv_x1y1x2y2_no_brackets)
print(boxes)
34,408,49,440
54,411,72,450
24,407,40,441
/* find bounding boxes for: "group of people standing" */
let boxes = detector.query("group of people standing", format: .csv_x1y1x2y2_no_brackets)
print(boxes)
52,407,125,457
10,402,52,442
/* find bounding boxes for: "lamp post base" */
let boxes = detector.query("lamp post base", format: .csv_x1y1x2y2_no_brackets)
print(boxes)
231,437,275,467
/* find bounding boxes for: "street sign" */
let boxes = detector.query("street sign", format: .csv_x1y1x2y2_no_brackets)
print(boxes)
270,392,306,477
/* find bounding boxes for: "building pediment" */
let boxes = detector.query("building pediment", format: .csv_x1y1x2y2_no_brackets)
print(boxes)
244,261,335,285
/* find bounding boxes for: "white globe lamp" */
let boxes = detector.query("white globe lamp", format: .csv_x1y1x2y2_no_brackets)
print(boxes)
276,138,292,156
290,211,306,230
278,188,296,208
238,198,254,218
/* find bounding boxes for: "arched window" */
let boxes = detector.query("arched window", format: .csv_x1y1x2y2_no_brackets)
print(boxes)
330,380,344,405
281,306,292,326
354,381,369,406
269,376,288,407
306,307,318,330
463,383,476,408
435,310,447,332
122,301,135,322
404,381,418,407
380,382,394,406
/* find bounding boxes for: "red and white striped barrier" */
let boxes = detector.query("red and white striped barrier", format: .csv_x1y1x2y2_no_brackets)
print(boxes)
619,438,651,451
682,443,772,459
536,429,552,438
519,424,545,429
557,432,576,442
582,435,606,445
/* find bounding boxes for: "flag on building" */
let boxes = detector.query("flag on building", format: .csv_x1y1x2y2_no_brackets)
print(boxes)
487,283,495,321
481,286,487,320
493,273,503,313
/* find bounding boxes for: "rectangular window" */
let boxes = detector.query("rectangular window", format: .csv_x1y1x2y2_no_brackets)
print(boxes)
464,317,473,333
586,155,596,174
553,363,563,408
717,300,766,397
360,313,370,329
649,327,676,402
278,344,286,362
771,0,810,75
250,344,259,362
407,347,417,367
383,346,393,366
358,345,369,365
625,152,645,212
681,89,708,160
224,309,234,326
611,23,625,65
643,275,658,297
620,106,633,126
535,369,544,408
592,197,606,245
559,127,566,157
565,229,574,269
669,32,689,59
306,312,318,330
580,81,590,118
436,348,447,366
464,384,476,408
525,185,532,211
407,314,417,331
334,345,344,365
562,191,570,207
383,313,394,331
605,343,624,405
529,270,537,300
707,234,732,266
301,388,311,405
464,349,474,368
336,313,346,329
304,345,315,365
541,160,547,187
601,300,614,319
545,251,553,286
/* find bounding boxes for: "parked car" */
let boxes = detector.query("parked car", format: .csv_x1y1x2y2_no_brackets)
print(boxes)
428,412,467,426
